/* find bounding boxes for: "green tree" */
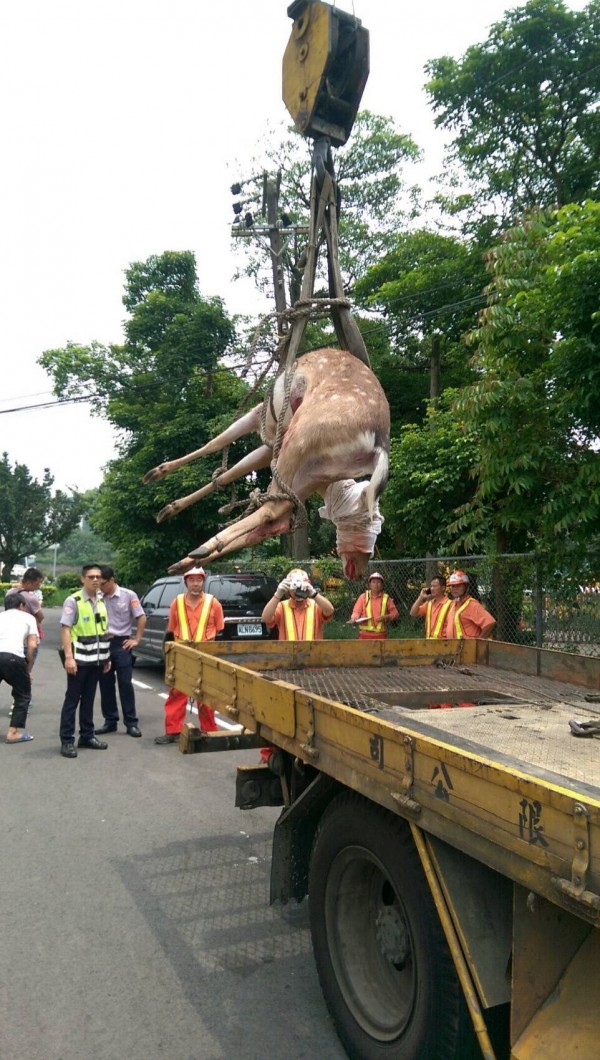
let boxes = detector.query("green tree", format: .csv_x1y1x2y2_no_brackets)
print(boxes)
232,111,421,301
39,252,255,584
0,455,83,576
379,398,479,556
37,526,116,569
452,201,600,574
426,0,600,217
354,229,489,427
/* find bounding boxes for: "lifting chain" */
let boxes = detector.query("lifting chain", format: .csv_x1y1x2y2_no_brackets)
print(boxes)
219,137,369,532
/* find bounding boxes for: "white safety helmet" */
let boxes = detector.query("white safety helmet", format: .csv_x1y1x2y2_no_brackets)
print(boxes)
183,566,206,580
448,570,469,585
287,568,311,593
368,572,384,582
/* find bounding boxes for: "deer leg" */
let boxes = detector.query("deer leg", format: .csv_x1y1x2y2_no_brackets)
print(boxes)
167,496,294,573
167,509,294,573
143,404,263,483
156,445,272,523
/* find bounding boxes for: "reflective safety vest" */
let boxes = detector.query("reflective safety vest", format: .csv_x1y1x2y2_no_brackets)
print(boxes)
69,592,110,665
363,591,389,634
451,596,472,639
425,598,452,639
281,598,316,641
176,593,215,641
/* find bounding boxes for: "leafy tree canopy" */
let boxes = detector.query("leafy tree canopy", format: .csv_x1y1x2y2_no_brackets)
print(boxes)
232,110,421,300
354,229,490,419
36,526,116,569
0,454,83,576
452,200,600,571
380,397,479,556
39,252,260,584
426,0,600,216
355,229,488,346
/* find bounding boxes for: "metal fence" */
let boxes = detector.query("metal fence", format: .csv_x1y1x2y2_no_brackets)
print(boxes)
303,555,600,657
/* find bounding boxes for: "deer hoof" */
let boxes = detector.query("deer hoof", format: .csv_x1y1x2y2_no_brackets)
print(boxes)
156,503,178,523
189,544,212,560
143,466,164,484
167,557,195,575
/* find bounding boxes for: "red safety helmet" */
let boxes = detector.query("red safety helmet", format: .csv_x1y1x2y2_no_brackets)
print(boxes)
448,570,469,585
183,566,206,580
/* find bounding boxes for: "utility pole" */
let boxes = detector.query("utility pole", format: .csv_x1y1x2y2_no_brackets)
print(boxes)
265,174,309,559
264,174,287,322
230,172,310,560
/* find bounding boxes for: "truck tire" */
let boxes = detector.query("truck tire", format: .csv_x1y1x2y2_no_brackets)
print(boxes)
308,793,473,1060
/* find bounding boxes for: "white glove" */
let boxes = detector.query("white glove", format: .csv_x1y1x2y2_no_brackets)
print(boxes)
275,578,291,600
305,584,318,598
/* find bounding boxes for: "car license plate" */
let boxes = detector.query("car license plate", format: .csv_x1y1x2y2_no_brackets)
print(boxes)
237,623,263,637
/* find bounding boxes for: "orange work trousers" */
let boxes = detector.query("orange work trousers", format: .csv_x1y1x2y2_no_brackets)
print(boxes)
164,687,218,734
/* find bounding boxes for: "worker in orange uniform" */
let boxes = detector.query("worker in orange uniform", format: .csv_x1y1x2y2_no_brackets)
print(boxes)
154,566,224,745
409,575,452,639
261,568,334,641
260,569,334,766
349,572,399,640
442,571,496,640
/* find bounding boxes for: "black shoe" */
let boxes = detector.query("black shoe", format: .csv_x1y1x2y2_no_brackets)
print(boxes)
61,742,77,758
154,733,180,745
126,725,142,737
77,736,108,750
95,722,117,734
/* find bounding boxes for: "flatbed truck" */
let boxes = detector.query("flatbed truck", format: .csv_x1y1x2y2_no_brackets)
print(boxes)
166,636,600,1060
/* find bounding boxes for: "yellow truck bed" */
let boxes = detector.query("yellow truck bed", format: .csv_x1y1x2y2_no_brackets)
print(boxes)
168,637,600,925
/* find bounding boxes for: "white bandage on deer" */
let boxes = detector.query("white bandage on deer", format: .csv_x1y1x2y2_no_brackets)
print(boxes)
144,347,390,580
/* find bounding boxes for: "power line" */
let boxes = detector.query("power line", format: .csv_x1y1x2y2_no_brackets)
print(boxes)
0,387,57,405
0,358,276,416
1,281,497,420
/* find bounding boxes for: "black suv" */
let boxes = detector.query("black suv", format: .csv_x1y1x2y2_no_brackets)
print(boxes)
134,571,278,663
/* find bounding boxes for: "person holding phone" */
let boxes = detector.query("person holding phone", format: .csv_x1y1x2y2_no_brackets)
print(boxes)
410,575,451,639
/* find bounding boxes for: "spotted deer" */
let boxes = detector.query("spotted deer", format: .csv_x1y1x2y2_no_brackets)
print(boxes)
144,347,390,579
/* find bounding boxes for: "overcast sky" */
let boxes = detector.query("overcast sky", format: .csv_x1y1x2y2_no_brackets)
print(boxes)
0,0,587,493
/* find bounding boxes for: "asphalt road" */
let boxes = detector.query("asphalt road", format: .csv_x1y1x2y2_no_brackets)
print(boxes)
0,610,347,1060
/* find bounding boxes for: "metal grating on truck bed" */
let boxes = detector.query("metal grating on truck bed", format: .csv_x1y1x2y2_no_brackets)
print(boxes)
263,663,600,792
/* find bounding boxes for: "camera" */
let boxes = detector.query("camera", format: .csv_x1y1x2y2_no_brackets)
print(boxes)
289,576,311,598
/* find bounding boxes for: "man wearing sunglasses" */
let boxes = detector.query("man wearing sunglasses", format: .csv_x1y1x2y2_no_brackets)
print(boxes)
59,564,112,759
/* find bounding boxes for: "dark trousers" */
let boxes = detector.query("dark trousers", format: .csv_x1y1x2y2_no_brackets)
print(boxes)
59,665,102,742
0,652,31,729
99,638,138,726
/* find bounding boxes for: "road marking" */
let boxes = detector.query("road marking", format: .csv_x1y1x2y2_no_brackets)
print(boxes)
132,679,155,690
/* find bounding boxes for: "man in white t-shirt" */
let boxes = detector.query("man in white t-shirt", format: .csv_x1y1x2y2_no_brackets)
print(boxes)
0,593,38,744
